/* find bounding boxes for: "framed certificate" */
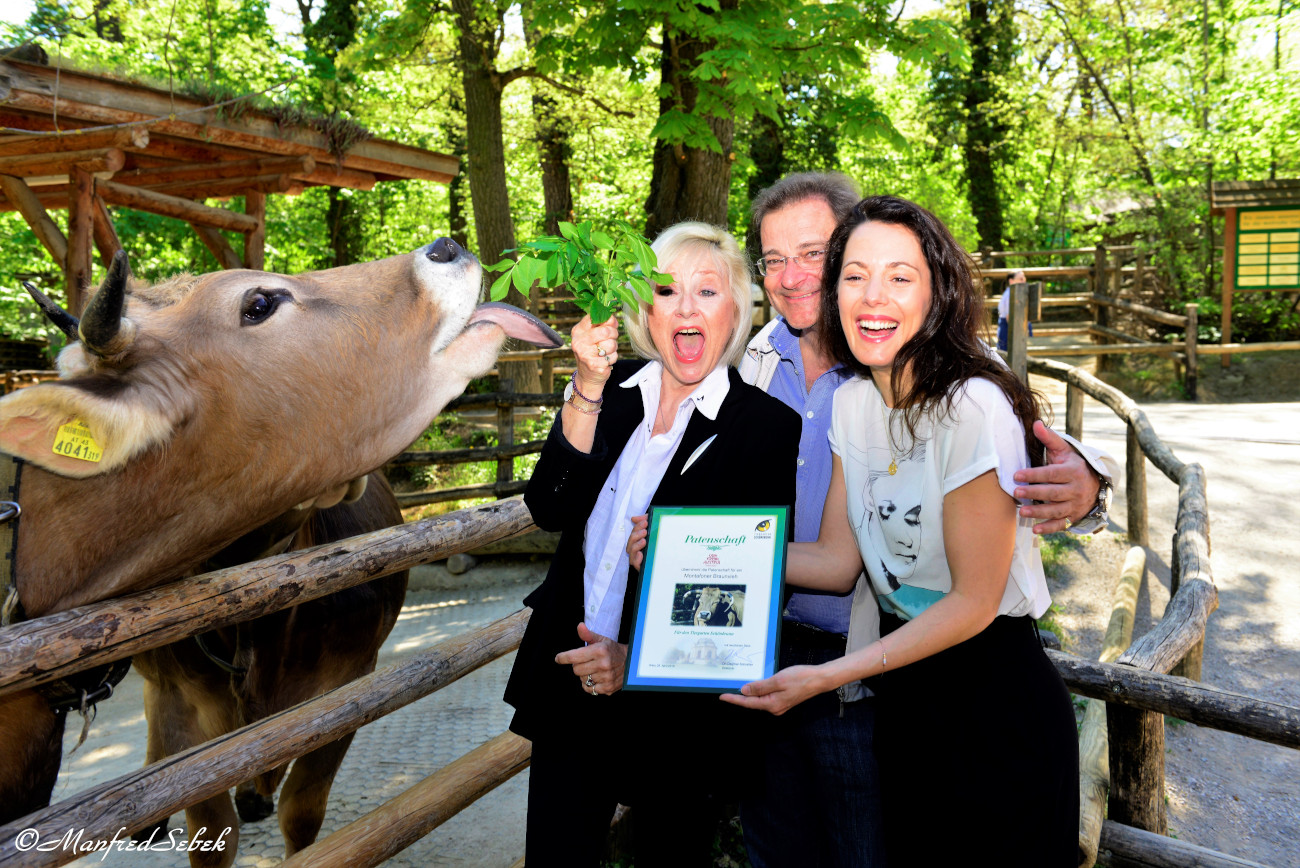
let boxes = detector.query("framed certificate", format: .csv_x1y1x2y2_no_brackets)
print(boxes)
623,505,789,693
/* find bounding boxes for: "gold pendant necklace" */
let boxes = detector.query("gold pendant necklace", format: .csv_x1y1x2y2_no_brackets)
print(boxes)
881,397,899,476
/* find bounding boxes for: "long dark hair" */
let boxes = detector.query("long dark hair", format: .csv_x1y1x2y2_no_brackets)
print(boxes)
816,195,1046,464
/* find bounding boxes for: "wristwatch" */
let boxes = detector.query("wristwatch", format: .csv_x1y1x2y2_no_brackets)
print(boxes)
1069,474,1112,535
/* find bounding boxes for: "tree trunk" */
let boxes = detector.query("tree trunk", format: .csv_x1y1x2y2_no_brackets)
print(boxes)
643,6,737,238
452,0,539,392
962,0,1006,252
447,96,470,252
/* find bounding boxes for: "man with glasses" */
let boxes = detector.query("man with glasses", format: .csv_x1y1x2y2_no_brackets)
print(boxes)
737,172,1115,867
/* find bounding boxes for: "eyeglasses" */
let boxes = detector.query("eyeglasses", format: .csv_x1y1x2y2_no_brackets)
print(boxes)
756,249,826,276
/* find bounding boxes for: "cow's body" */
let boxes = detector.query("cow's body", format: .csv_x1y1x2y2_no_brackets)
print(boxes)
0,240,558,867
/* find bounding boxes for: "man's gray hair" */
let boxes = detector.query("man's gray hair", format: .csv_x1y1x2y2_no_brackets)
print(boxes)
747,172,861,256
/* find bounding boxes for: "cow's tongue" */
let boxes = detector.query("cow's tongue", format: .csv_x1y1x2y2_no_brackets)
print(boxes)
468,302,563,348
674,331,705,360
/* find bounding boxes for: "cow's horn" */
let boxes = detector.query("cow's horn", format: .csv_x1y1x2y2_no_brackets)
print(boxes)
79,249,136,357
22,281,80,341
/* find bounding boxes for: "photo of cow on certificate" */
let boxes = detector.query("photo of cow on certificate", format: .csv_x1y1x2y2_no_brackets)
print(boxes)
624,506,788,693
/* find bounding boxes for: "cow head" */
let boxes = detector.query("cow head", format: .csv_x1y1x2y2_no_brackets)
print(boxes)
0,240,560,614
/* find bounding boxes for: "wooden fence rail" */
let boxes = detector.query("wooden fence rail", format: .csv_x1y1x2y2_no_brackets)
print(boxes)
0,498,535,696
0,610,531,868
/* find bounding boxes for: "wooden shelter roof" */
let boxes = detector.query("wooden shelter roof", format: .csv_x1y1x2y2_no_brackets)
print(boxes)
0,58,457,207
1210,180,1300,213
0,57,459,313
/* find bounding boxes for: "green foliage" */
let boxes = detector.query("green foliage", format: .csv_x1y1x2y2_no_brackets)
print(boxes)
486,221,671,324
1039,532,1090,575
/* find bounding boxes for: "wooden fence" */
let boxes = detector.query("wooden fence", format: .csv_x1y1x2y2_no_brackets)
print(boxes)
2,359,1298,867
986,243,1300,400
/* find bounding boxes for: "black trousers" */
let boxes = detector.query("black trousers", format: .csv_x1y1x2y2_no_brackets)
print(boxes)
525,728,718,868
874,614,1079,867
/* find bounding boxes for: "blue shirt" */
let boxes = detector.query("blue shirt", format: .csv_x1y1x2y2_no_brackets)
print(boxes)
764,319,855,635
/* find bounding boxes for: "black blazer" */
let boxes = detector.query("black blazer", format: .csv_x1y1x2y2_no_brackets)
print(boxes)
505,361,799,787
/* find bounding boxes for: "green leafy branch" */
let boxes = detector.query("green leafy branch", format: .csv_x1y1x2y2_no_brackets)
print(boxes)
485,221,673,325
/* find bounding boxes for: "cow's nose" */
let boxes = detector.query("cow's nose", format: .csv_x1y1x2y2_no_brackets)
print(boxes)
427,237,462,263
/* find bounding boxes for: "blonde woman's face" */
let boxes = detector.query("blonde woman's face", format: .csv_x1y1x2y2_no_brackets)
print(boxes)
647,248,737,391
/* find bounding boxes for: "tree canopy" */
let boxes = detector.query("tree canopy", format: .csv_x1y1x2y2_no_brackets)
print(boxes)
1,0,1297,350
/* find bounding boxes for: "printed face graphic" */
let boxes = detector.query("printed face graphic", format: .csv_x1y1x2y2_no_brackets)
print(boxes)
875,499,921,581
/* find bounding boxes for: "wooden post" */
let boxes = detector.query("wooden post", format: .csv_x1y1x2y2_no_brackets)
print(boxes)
1066,382,1084,442
1094,245,1113,372
1126,423,1148,546
1008,279,1029,383
1134,248,1146,295
540,357,555,394
0,173,68,265
1221,207,1236,368
190,223,246,270
1184,303,1199,400
66,165,94,315
497,379,514,496
90,195,122,268
1078,547,1147,868
1106,701,1167,835
244,190,266,271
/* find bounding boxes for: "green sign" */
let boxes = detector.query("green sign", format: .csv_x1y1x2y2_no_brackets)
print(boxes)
1236,209,1300,290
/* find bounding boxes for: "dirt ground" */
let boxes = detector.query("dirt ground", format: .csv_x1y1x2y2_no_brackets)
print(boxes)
1094,349,1300,404
1029,349,1300,868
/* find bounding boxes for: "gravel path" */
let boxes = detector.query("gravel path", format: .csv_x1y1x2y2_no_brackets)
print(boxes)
1032,373,1300,868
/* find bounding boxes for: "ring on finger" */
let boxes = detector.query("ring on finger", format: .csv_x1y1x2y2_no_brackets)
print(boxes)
597,345,606,357
591,686,599,696
585,676,594,688
1063,517,1073,530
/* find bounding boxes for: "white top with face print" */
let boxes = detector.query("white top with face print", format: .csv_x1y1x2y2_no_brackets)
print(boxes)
829,375,1051,624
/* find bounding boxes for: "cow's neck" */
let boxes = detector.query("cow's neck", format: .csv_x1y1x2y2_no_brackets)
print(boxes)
12,451,313,618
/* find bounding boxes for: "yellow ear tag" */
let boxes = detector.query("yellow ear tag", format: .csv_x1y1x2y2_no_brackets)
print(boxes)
52,419,104,463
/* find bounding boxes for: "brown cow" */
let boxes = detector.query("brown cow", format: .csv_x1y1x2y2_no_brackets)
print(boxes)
0,239,559,866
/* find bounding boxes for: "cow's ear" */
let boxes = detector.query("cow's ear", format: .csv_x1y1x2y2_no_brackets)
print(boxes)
0,381,175,478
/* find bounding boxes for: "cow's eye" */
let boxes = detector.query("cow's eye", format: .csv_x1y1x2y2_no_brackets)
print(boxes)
241,289,286,325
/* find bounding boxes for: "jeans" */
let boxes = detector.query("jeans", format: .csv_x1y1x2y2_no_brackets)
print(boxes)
739,637,885,868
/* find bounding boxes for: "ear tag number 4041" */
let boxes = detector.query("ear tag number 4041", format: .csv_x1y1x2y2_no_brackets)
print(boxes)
52,419,103,463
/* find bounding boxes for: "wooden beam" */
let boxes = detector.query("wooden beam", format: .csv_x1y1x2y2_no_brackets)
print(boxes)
0,62,458,182
0,498,536,695
243,190,265,270
66,165,94,315
1092,294,1188,327
1221,207,1236,368
281,732,531,868
146,172,297,199
189,223,244,270
90,194,121,268
0,610,529,868
0,173,67,263
112,154,314,187
0,127,147,158
1098,820,1270,868
0,147,125,177
96,178,258,232
299,163,377,190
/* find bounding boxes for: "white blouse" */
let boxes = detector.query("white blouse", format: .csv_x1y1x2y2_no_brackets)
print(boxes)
580,363,731,640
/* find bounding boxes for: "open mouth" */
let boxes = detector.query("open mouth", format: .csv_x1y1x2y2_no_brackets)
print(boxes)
857,318,899,340
673,327,706,362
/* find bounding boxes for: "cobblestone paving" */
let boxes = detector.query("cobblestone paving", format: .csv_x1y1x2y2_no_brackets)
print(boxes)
50,575,541,868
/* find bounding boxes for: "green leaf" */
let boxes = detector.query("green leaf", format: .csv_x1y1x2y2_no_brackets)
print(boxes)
590,230,616,249
588,295,615,325
650,271,674,285
558,221,578,241
490,268,513,302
